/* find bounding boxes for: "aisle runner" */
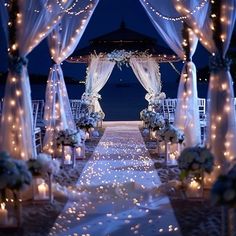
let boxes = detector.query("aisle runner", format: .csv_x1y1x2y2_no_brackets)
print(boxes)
50,122,181,236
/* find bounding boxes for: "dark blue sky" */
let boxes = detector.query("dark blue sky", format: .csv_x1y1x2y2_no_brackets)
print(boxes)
0,0,210,86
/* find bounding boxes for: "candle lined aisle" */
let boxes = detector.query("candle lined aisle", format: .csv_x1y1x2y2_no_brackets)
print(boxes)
50,121,181,236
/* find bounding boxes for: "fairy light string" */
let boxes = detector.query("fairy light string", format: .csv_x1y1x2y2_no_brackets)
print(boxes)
56,0,94,16
142,0,208,21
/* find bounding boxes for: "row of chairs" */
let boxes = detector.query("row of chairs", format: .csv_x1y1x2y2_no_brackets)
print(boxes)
32,99,91,153
159,98,206,125
155,98,206,142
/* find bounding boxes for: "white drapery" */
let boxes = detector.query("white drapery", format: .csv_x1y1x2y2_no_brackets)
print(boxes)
43,0,99,156
140,0,206,147
0,0,69,160
129,57,162,105
175,0,236,173
83,56,115,113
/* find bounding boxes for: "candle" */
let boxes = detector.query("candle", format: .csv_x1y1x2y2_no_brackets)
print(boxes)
189,180,201,190
169,153,177,165
76,147,81,157
38,181,48,199
0,203,8,225
151,131,156,139
65,154,72,164
86,132,90,140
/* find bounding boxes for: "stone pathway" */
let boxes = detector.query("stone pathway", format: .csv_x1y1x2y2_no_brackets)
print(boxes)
50,121,181,236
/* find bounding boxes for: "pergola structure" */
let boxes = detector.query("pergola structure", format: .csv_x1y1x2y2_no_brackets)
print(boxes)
66,22,180,119
67,22,179,64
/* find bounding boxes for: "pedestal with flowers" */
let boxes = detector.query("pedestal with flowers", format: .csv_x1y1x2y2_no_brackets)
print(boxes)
56,129,84,168
211,165,236,236
178,146,214,200
140,109,160,140
0,152,32,228
90,111,104,129
27,153,60,203
76,114,97,141
157,121,185,167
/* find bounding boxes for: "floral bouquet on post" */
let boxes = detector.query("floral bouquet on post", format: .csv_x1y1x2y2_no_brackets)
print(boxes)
27,153,60,177
56,129,82,148
157,121,185,144
149,113,165,131
211,165,236,207
178,146,214,180
90,112,103,123
76,115,97,131
0,152,32,201
140,109,156,125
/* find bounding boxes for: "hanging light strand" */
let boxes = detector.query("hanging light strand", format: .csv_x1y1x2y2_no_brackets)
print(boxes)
168,62,181,75
142,0,208,21
56,0,94,16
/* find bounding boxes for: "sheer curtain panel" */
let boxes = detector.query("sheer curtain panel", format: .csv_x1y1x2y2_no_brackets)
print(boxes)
129,57,162,106
0,0,71,160
43,0,99,156
139,0,206,147
82,56,115,114
175,0,236,173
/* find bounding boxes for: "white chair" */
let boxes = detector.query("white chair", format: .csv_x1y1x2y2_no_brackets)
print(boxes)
198,98,206,143
32,102,42,153
165,99,177,123
161,99,177,123
32,100,45,127
70,99,90,121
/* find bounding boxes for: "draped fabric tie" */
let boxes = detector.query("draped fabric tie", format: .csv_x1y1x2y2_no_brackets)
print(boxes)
81,92,103,115
8,55,28,75
145,92,166,105
209,55,232,73
82,92,101,105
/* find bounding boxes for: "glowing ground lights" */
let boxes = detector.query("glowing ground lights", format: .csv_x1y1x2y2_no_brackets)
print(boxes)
50,122,180,236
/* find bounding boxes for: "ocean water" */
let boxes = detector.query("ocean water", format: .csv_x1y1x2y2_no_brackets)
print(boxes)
0,82,208,121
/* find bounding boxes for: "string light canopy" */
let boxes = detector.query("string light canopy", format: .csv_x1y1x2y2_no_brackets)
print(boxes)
67,22,180,64
141,0,208,21
56,0,94,16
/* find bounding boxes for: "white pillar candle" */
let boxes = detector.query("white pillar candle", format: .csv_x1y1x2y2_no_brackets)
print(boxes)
76,147,81,157
169,153,177,165
65,154,72,164
189,180,201,190
86,132,90,140
0,203,8,225
38,182,48,199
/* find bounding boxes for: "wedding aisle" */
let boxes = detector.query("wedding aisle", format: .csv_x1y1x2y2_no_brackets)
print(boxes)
50,121,181,236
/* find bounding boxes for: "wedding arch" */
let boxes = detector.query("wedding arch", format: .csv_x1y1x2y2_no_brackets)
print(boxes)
67,22,179,114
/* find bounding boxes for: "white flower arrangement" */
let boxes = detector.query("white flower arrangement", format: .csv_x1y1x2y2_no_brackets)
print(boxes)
78,128,86,143
90,112,103,122
157,122,185,144
178,146,214,178
149,113,165,130
107,49,132,69
140,109,165,130
158,92,166,100
211,165,236,207
107,50,151,70
0,152,32,192
145,92,166,106
27,153,60,177
56,129,82,148
140,108,155,123
76,114,97,131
